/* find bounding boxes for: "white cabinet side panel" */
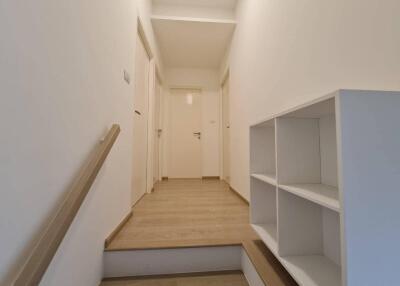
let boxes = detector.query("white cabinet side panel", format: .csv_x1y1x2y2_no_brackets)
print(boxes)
337,90,400,286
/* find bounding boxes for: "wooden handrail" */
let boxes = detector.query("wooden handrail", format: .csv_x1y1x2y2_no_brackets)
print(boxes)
14,124,121,286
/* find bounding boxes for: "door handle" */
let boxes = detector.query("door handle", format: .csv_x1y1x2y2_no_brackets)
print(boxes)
193,132,201,139
135,110,141,115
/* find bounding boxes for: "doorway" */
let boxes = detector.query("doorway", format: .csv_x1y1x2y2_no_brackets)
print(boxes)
132,31,151,205
222,75,230,183
153,73,162,183
168,89,202,178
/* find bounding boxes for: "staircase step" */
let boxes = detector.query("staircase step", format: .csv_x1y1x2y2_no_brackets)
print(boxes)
104,245,242,278
100,271,249,286
242,240,298,286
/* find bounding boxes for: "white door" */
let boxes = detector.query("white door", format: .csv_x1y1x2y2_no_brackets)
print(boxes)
222,78,230,183
132,34,150,205
168,89,202,178
153,75,161,183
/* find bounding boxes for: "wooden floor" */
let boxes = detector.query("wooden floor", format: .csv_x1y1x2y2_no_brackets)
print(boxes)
101,271,248,286
106,179,258,250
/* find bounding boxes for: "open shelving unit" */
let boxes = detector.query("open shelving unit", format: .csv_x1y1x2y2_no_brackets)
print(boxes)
250,96,341,285
250,90,400,285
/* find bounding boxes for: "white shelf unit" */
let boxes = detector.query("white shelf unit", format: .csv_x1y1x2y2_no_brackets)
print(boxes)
250,119,277,185
250,90,400,286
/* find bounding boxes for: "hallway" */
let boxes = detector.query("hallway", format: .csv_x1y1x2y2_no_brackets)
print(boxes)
3,1,400,285
106,179,257,250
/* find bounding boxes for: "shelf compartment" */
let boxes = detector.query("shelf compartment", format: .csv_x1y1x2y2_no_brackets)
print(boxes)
250,119,276,178
250,177,277,253
280,255,341,286
279,183,339,212
278,190,341,286
276,99,338,193
251,173,277,186
251,223,278,254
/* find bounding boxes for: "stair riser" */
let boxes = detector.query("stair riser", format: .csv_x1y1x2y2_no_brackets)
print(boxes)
104,246,242,278
104,246,264,285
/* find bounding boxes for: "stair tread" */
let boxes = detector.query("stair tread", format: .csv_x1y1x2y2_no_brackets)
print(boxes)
106,180,257,251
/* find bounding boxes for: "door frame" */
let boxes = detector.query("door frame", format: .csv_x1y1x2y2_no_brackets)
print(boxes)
132,25,151,206
135,17,163,200
153,67,163,183
220,68,230,183
165,86,203,179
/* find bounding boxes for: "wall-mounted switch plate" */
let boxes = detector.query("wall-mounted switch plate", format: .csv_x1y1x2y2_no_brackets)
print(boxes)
123,70,131,84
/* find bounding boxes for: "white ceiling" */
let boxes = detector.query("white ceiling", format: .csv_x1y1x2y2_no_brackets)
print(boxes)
152,19,236,69
152,0,238,10
151,0,237,69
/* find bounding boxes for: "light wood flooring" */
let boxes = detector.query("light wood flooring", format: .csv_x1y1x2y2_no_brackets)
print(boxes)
100,271,249,286
106,179,258,250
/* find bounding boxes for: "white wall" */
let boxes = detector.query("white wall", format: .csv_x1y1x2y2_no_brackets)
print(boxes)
163,68,221,177
137,0,164,74
0,0,162,285
222,0,400,201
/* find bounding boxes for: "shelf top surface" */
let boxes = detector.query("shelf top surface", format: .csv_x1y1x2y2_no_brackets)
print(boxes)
251,91,338,127
251,118,275,128
281,98,335,119
251,89,400,127
279,184,340,212
251,173,277,186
